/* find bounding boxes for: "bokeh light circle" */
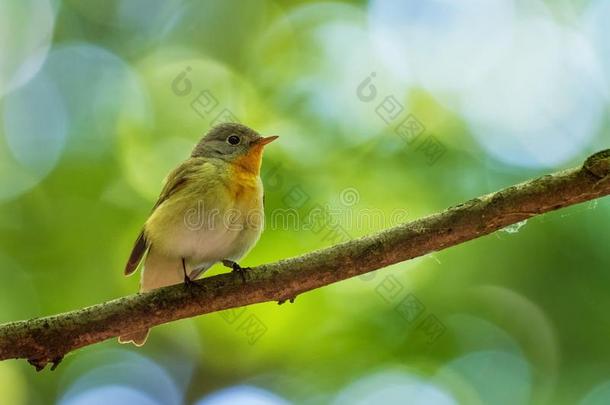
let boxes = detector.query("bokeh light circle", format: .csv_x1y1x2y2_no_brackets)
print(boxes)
439,285,559,404
333,370,457,405
195,385,290,405
41,42,144,158
458,18,605,168
0,71,67,201
58,350,182,405
368,0,515,92
60,385,161,405
583,0,610,97
436,351,531,405
250,2,409,151
0,0,55,97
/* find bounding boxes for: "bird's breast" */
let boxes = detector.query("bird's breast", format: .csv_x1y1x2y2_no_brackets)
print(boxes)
146,163,264,261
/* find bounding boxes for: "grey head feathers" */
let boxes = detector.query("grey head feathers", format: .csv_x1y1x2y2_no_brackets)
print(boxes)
191,123,262,161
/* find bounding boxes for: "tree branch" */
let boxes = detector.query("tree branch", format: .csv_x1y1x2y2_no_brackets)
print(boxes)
2,150,610,370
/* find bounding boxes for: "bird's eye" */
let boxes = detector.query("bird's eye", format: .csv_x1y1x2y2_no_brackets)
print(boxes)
227,135,240,145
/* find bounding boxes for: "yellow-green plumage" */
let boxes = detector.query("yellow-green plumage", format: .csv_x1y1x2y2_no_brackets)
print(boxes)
119,123,276,346
141,157,264,291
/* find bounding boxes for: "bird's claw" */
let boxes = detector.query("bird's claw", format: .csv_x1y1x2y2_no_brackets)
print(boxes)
181,258,201,288
222,260,249,282
183,273,200,288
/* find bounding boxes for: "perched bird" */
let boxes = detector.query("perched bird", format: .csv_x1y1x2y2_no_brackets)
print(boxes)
119,123,278,346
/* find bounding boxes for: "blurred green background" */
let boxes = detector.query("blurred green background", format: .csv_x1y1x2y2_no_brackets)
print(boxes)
1,0,610,404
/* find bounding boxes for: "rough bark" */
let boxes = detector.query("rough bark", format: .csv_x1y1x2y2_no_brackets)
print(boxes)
1,150,610,370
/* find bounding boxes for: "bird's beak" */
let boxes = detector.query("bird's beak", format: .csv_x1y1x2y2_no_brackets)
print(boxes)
257,135,279,146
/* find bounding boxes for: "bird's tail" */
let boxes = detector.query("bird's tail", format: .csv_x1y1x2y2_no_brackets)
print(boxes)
140,247,184,292
118,247,184,346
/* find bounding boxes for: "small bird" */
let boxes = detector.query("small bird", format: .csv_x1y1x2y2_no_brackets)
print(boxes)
119,123,278,346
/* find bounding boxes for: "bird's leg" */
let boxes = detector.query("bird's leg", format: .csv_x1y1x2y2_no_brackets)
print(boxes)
182,258,198,287
222,259,249,282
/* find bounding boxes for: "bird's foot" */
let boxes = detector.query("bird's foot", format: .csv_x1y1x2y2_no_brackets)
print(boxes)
222,260,249,282
278,296,297,305
182,257,200,288
183,273,200,288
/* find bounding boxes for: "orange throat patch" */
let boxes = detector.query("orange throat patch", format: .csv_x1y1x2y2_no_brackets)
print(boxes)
232,144,264,177
228,145,265,200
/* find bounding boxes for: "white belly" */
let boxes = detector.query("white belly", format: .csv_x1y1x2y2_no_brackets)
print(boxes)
170,220,257,265
157,190,264,267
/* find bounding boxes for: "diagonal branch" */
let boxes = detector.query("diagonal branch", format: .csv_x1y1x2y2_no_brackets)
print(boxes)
2,150,610,370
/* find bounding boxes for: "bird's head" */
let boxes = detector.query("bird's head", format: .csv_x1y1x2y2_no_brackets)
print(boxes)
191,123,278,174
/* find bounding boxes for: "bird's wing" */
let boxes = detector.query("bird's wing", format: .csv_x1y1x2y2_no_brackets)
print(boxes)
124,158,204,275
152,159,202,210
124,230,147,275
